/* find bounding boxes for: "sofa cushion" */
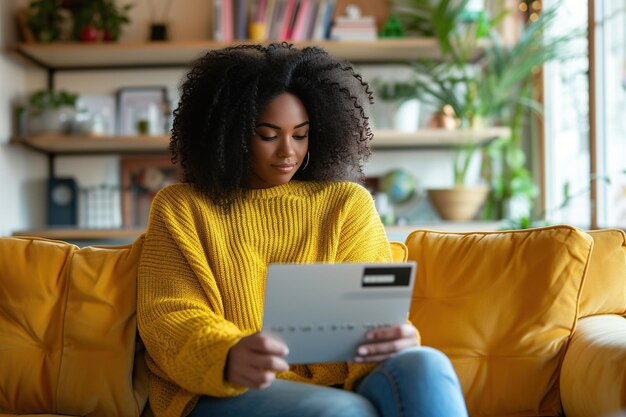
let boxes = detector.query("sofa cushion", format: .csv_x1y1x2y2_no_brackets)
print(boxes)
389,241,408,262
0,236,148,417
560,314,626,417
579,229,626,317
0,237,74,413
405,225,593,417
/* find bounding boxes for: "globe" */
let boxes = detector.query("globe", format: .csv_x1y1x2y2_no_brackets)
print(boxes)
379,169,417,204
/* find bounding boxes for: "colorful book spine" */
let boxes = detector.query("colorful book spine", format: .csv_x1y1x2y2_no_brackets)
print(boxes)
291,0,311,41
268,0,285,40
222,0,234,41
304,0,320,40
278,0,296,40
213,0,223,40
321,0,336,40
235,0,248,39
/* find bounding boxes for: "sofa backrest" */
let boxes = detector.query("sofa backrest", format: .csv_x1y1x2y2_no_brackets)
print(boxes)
0,236,148,417
405,225,594,417
1,228,622,417
579,229,626,317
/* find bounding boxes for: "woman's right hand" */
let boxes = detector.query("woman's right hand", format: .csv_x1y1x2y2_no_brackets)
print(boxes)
226,333,290,389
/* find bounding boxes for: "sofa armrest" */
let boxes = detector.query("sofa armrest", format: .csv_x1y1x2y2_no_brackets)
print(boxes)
561,315,626,417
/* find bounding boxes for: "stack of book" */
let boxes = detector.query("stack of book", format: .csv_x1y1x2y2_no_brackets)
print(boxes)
329,14,377,41
212,0,338,42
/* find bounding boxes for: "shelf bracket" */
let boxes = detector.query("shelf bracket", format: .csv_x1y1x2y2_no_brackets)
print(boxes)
48,153,56,179
47,69,56,91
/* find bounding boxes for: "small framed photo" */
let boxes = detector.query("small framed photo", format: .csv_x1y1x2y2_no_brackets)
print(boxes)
76,94,117,135
116,87,169,136
120,155,181,228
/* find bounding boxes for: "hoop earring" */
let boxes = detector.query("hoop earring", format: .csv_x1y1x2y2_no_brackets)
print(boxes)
300,151,310,171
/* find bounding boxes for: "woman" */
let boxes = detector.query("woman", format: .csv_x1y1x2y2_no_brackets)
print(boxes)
137,43,468,417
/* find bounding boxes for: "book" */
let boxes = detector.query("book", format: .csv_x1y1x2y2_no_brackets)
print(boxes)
334,15,376,25
278,0,297,40
305,0,320,40
311,0,328,41
291,0,311,41
268,0,286,39
321,0,336,40
235,0,248,40
264,0,277,39
213,0,223,40
222,0,234,41
329,7,377,41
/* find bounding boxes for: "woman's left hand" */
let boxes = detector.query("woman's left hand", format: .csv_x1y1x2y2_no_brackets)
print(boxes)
353,323,420,363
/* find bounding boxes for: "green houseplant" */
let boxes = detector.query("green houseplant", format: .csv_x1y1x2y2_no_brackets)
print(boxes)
26,89,79,134
66,0,133,41
26,0,65,42
98,0,133,41
390,0,580,221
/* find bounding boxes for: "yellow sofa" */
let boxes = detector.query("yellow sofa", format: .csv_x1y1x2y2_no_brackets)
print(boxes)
1,225,625,417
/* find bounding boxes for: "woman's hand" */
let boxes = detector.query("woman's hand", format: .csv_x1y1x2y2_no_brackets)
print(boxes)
353,323,420,363
226,333,290,389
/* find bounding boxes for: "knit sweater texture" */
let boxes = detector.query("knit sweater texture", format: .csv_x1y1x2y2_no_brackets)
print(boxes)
137,180,392,417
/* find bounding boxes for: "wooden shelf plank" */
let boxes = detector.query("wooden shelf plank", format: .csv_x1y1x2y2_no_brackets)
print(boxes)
372,127,510,149
12,127,510,154
11,134,170,154
12,228,144,240
11,39,443,69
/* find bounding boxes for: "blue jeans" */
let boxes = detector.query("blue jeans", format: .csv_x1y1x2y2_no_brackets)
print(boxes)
188,346,469,417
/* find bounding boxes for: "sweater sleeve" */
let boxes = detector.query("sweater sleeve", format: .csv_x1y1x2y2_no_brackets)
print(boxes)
137,189,247,398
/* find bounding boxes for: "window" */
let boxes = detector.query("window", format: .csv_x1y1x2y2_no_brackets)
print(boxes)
594,0,626,227
543,1,590,226
543,0,626,228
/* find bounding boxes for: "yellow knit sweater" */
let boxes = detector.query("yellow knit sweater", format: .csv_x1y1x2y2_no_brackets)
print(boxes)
137,180,392,417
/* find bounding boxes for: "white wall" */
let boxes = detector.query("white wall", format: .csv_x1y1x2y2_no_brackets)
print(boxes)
0,0,47,236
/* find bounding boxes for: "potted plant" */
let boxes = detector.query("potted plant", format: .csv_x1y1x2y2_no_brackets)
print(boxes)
26,89,79,134
98,0,133,42
66,0,133,42
66,0,100,41
370,79,422,131
26,0,65,42
390,0,580,221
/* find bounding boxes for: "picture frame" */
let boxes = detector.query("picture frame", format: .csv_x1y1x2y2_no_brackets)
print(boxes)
116,86,169,136
76,94,117,135
120,155,180,228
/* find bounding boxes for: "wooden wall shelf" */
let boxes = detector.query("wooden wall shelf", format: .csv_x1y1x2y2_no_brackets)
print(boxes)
12,39,447,69
12,127,510,155
373,127,510,149
8,37,496,241
12,134,169,154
